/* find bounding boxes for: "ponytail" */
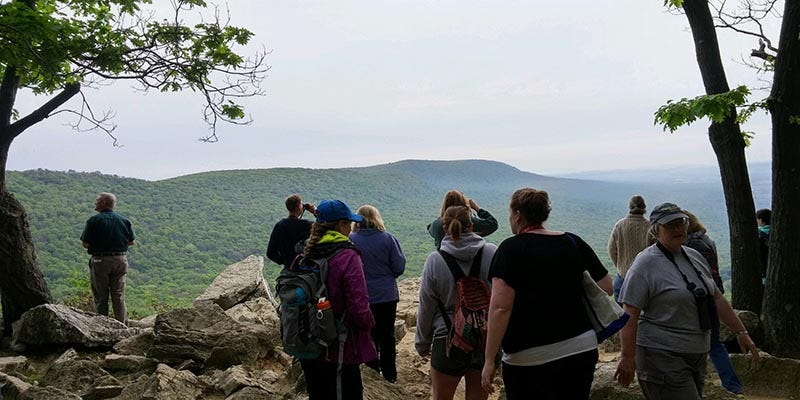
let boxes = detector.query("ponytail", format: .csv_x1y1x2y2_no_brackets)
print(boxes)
442,205,472,244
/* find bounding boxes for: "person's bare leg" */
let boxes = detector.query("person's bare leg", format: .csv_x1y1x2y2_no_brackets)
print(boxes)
431,368,462,400
465,369,489,400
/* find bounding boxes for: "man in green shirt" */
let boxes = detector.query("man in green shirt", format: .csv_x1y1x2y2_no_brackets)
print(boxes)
80,192,135,325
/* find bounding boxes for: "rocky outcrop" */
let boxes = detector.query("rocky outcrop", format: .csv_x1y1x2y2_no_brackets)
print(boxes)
0,371,32,398
719,310,761,343
19,385,82,400
193,255,270,310
396,278,421,327
0,355,29,374
114,364,204,400
40,349,120,398
10,304,136,351
104,354,158,373
113,329,155,356
731,352,800,397
147,302,279,370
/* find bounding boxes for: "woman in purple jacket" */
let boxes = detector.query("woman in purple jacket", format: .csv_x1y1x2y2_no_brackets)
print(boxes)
301,199,378,400
350,204,406,383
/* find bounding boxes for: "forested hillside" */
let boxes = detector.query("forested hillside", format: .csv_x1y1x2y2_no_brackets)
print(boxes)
6,160,769,316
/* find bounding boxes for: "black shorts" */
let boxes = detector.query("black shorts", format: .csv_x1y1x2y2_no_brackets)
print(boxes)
431,337,499,377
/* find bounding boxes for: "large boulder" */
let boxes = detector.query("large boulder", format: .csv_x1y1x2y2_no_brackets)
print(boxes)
193,255,270,310
148,302,279,369
11,304,136,351
730,352,800,398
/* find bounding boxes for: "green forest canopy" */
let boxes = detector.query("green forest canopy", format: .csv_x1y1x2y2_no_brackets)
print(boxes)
6,160,769,316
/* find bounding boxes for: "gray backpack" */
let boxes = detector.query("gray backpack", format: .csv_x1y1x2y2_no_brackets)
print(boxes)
275,252,346,360
276,252,350,400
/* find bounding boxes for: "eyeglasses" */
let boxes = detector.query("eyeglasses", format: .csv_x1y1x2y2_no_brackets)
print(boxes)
663,218,689,230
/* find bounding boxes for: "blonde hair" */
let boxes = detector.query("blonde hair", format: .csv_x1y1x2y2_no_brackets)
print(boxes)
439,190,469,218
684,210,706,234
442,206,472,244
354,205,386,231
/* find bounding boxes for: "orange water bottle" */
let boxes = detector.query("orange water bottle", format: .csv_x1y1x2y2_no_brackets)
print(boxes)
314,297,337,341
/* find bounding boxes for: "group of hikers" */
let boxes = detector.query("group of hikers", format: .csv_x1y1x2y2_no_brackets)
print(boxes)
263,189,767,400
79,188,770,400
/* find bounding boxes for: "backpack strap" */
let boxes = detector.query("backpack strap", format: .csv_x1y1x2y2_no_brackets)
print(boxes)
434,246,485,330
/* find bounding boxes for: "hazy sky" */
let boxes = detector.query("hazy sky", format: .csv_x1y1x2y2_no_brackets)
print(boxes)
8,0,777,180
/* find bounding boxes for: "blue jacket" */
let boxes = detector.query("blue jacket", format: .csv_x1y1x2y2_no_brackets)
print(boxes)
349,229,406,304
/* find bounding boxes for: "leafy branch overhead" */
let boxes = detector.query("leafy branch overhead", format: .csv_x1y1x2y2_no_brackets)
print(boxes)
0,0,269,142
654,85,758,136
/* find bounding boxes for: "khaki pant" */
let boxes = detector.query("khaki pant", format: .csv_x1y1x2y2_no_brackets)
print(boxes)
89,255,128,325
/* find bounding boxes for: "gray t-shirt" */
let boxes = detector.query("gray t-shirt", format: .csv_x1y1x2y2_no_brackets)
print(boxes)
619,244,717,354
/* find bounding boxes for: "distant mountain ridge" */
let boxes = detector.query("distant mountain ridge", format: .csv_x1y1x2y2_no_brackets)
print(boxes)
7,159,771,314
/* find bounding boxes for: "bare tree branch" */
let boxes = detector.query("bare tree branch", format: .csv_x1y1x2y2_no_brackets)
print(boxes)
9,82,80,139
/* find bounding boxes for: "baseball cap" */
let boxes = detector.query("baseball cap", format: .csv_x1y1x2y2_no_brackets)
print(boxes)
649,202,688,225
316,200,363,223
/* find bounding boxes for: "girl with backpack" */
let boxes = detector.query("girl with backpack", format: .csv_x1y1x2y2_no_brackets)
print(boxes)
300,199,377,400
416,205,498,400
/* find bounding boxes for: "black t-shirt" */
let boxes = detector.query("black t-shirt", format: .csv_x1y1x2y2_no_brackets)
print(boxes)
266,217,313,267
488,232,609,354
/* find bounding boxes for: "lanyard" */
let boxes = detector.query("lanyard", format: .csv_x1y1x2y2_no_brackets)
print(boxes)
656,242,713,296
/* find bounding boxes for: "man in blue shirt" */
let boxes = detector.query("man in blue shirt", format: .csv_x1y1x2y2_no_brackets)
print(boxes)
80,192,135,325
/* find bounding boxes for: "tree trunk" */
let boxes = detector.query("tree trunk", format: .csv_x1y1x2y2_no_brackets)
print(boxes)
0,138,53,335
682,0,762,313
762,0,800,359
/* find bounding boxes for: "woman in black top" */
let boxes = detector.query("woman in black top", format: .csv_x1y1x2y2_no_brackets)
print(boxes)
480,188,612,400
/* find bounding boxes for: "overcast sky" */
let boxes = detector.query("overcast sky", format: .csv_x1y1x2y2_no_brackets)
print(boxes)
7,0,777,181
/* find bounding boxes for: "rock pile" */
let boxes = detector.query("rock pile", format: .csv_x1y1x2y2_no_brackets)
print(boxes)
0,255,795,400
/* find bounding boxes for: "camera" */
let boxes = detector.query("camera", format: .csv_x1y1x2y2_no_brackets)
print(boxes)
691,286,716,331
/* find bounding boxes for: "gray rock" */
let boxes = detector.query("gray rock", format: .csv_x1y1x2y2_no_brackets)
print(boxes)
11,304,136,350
719,310,760,342
731,352,800,398
114,364,204,400
53,348,79,363
20,385,82,400
194,255,269,310
149,302,278,369
214,365,274,396
361,364,412,399
396,278,421,327
394,319,406,343
41,359,119,397
0,371,32,398
0,356,29,373
225,386,282,400
84,384,124,400
103,354,157,373
601,332,621,353
590,362,643,400
224,297,279,327
128,315,157,329
113,328,154,356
